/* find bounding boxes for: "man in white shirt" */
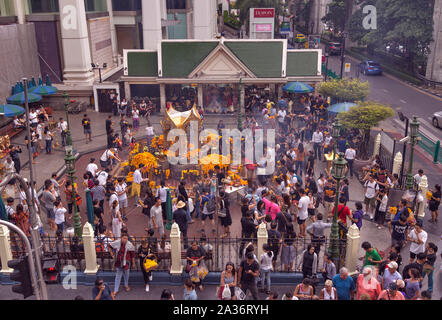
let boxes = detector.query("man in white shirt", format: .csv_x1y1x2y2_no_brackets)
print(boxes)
108,185,119,212
100,148,121,170
413,169,424,186
311,128,324,160
277,108,287,130
116,178,128,220
156,181,168,221
297,189,310,237
58,117,68,147
146,121,155,146
375,189,388,229
150,197,164,237
407,220,427,263
86,158,98,177
96,169,109,186
132,164,148,207
344,146,356,178
29,108,38,127
364,175,379,220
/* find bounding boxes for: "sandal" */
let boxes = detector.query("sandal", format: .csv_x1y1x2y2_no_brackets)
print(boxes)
125,286,131,292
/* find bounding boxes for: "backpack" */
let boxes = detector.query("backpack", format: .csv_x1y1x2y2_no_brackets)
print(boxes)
206,196,216,213
95,236,105,253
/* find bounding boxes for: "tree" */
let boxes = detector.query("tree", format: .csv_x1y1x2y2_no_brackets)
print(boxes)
318,78,370,103
337,101,394,159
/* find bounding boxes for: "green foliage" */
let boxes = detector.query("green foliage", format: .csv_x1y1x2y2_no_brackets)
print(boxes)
318,78,370,103
337,101,395,131
224,11,241,30
322,0,346,32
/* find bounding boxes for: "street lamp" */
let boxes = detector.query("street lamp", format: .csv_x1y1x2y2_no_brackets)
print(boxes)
91,62,107,83
405,116,420,190
332,119,341,160
63,92,82,237
328,152,347,264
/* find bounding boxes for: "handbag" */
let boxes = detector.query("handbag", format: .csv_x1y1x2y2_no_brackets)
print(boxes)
234,287,246,300
218,200,227,218
222,285,232,300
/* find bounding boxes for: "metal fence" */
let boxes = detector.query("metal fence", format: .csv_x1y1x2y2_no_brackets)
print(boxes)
10,234,347,274
418,132,441,164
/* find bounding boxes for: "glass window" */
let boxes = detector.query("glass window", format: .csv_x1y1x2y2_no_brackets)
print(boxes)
0,0,15,16
27,0,59,14
112,0,141,11
84,0,107,12
166,0,186,10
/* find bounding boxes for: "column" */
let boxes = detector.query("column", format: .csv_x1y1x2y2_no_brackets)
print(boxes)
124,82,131,101
13,0,26,24
83,223,99,274
160,84,166,113
59,0,95,85
197,84,203,107
418,175,428,218
170,223,183,275
106,0,119,64
193,0,213,39
392,152,402,175
142,0,162,50
257,223,268,260
0,225,13,274
373,133,381,157
344,224,360,274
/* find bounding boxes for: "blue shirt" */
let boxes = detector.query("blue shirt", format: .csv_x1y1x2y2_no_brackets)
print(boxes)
332,274,355,300
352,210,363,229
92,284,113,300
184,289,198,300
337,139,347,153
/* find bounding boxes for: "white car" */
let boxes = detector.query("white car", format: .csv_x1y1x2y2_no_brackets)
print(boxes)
433,111,442,128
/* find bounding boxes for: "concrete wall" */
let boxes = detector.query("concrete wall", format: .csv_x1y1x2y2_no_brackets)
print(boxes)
0,23,40,103
88,16,114,69
426,0,442,82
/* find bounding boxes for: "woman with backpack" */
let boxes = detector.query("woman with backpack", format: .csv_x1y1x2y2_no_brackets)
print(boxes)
218,190,232,238
260,244,274,294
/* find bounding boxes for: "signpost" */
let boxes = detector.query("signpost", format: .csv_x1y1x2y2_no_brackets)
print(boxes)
344,63,351,73
250,8,275,39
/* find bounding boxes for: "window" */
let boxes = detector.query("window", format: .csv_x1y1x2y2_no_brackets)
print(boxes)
84,0,107,12
27,0,59,14
0,0,15,16
166,0,186,10
112,0,141,11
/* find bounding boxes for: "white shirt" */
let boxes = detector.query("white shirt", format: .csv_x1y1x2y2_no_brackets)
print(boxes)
100,149,114,162
317,179,325,193
86,163,98,177
260,252,274,271
312,131,323,143
379,194,388,212
277,110,286,123
109,193,119,211
409,229,427,254
413,174,423,185
54,207,67,224
345,148,356,160
364,180,379,198
116,183,127,201
96,171,108,186
132,109,139,119
324,136,332,145
157,187,168,202
58,121,68,132
298,195,310,220
29,112,38,124
133,169,143,184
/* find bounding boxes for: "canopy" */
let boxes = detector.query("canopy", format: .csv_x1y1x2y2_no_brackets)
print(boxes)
0,104,25,117
328,102,357,114
282,81,314,93
30,85,59,96
6,92,42,104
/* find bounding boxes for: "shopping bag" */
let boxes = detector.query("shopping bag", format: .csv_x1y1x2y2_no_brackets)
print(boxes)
234,287,246,300
198,266,208,280
190,266,200,283
222,285,231,300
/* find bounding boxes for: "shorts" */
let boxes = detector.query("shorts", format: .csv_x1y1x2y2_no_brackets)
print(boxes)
84,128,92,135
364,197,376,208
308,208,315,216
45,207,55,220
100,159,110,168
297,217,306,225
202,213,214,221
119,198,128,208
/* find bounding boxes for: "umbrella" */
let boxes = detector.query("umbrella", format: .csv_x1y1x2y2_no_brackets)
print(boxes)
282,81,314,93
0,104,25,117
45,74,52,86
0,196,7,221
328,102,357,114
85,189,95,228
6,92,42,104
165,188,173,231
30,85,58,96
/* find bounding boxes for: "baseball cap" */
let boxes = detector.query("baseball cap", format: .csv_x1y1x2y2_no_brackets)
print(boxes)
387,261,398,269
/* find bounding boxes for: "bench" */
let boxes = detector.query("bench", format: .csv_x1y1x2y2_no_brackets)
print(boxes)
0,122,24,140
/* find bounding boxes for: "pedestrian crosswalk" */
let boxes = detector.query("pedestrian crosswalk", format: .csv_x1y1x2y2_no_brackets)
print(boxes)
392,117,441,142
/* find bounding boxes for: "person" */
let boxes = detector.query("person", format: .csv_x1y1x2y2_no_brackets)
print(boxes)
407,220,427,263
266,291,279,300
382,261,402,290
184,279,198,300
51,172,65,202
294,278,314,300
404,268,421,300
132,164,148,206
356,266,381,300
275,205,292,238
219,262,237,300
350,201,364,230
41,179,57,231
360,241,382,267
332,267,355,300
5,198,15,224
332,196,352,227
109,233,135,296
281,224,296,272
388,213,409,248
428,184,441,223
322,179,336,221
413,169,424,186
9,145,22,174
44,126,53,154
116,178,128,221
100,148,121,170
344,145,356,178
92,277,114,300
14,204,30,237
306,213,331,254
92,199,104,236
259,244,273,294
322,252,337,281
364,175,379,220
311,128,323,160
156,181,168,221
320,280,337,300
298,244,317,279
54,200,66,232
138,238,157,292
238,252,260,300
200,191,216,234
423,242,437,293
151,197,165,238
105,115,113,135
219,190,232,238
262,194,281,221
185,241,206,291
281,291,298,300
402,252,426,280
86,158,98,178
160,289,175,300
374,189,388,229
297,188,310,237
110,200,123,238
91,180,106,212
82,114,92,144
173,200,188,247
267,222,282,270
378,282,405,300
